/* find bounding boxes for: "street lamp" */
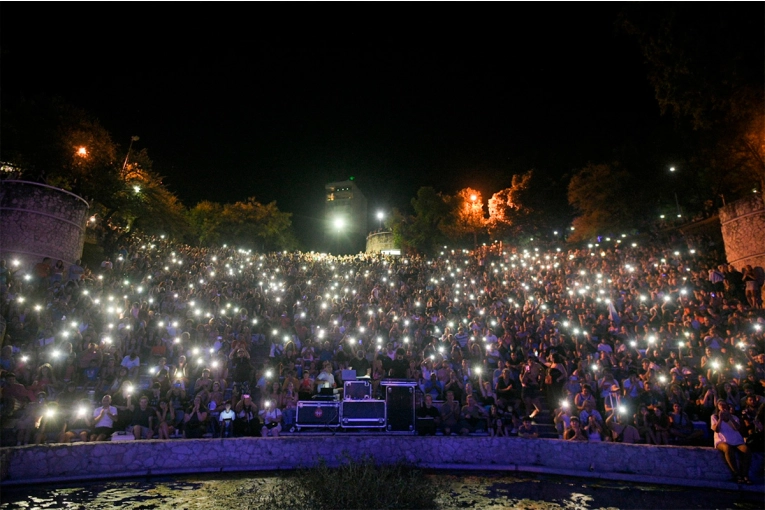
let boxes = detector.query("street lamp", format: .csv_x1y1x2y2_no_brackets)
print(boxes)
377,211,384,230
668,165,681,217
76,147,88,157
334,217,345,254
122,136,140,172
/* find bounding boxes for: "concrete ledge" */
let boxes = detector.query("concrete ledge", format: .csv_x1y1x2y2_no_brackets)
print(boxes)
1,436,763,492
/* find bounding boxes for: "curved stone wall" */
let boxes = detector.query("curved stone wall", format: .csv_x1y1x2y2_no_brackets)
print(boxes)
0,180,90,266
720,194,765,271
366,231,398,253
1,436,762,489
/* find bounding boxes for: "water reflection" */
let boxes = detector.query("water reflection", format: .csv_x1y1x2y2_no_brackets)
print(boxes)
1,472,761,510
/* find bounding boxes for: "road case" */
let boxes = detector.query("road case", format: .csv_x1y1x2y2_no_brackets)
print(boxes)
344,380,372,400
340,400,386,428
383,381,417,433
296,401,340,430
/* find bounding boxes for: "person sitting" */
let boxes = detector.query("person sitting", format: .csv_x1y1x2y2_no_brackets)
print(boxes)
62,400,92,443
234,393,260,436
218,401,236,438
91,395,118,442
183,396,208,438
648,405,670,445
634,404,657,444
564,416,588,441
155,400,176,440
517,415,539,439
574,384,596,413
606,409,641,443
711,401,752,484
416,394,440,436
35,401,66,444
260,400,282,437
439,390,461,436
668,402,703,445
315,362,336,392
459,394,489,435
127,395,155,440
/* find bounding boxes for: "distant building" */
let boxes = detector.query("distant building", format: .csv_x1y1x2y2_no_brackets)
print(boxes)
325,179,367,253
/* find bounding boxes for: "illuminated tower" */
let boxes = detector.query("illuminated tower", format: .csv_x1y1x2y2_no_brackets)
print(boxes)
325,178,367,253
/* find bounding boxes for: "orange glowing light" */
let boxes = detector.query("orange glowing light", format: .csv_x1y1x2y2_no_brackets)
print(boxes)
76,147,88,157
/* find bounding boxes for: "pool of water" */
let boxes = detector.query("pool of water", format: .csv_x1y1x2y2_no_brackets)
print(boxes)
1,471,762,509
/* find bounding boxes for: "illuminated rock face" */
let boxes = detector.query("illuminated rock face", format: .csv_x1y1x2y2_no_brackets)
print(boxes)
366,231,398,254
720,195,765,272
0,180,90,266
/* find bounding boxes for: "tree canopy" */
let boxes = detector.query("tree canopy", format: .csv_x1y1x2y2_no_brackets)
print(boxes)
1,96,298,249
567,163,640,242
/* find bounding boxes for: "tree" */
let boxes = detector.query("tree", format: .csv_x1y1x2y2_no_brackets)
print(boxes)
443,187,485,248
567,163,641,242
390,187,451,256
189,198,298,251
188,201,224,246
1,96,195,239
487,170,532,238
619,4,765,197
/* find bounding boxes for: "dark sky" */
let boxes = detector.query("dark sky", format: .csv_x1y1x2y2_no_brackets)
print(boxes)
2,3,744,248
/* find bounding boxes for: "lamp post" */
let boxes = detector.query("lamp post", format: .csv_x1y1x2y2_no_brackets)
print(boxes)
668,165,682,218
122,136,140,172
377,211,384,230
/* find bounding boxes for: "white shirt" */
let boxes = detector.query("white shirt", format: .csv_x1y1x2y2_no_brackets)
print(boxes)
316,371,335,389
219,409,236,421
121,355,140,370
93,405,118,428
711,414,744,447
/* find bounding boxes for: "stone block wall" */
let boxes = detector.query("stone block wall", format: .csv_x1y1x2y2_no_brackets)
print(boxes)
0,180,90,266
720,194,765,271
366,231,398,253
1,436,761,488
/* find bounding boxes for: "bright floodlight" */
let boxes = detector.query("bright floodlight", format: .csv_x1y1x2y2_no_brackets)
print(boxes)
133,185,141,193
334,217,345,229
377,211,384,219
669,166,676,172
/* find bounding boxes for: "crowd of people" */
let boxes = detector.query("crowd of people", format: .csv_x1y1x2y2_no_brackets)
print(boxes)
0,229,763,482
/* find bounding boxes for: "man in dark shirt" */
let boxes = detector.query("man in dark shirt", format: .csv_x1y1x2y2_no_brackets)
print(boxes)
349,349,371,377
128,395,155,439
416,394,440,435
388,348,409,379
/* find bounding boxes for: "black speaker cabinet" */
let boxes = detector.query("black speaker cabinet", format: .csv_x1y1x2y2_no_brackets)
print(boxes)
341,400,386,428
384,382,416,432
296,401,340,430
344,380,372,400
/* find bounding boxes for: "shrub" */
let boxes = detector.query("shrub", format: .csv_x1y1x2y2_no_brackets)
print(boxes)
255,454,443,510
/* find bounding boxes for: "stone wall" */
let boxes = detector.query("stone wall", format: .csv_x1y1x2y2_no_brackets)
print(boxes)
0,180,90,267
1,436,762,488
720,194,765,271
366,231,398,253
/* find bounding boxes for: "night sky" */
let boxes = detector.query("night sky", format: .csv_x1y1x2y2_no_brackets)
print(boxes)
0,3,756,249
